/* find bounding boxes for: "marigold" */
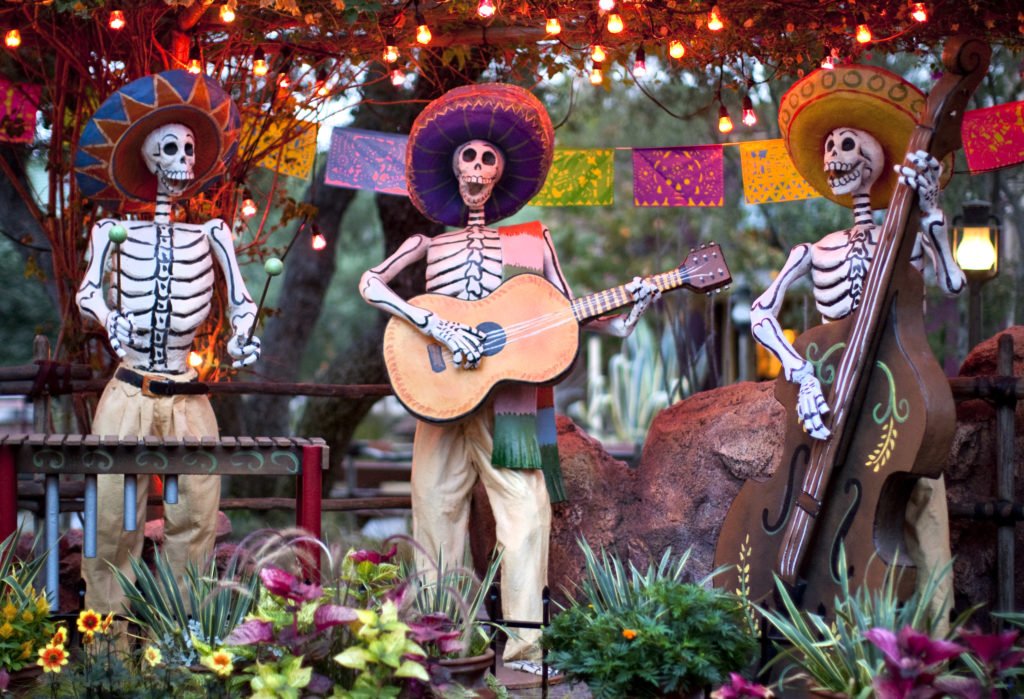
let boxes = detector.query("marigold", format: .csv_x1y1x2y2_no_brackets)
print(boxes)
37,644,69,673
77,609,101,634
2,600,17,621
201,649,234,676
143,646,163,667
622,628,638,640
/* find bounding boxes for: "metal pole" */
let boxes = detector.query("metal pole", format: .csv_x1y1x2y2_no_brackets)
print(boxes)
967,276,983,350
995,334,1015,619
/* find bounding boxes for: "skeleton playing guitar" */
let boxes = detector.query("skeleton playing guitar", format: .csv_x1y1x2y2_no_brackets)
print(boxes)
383,243,731,423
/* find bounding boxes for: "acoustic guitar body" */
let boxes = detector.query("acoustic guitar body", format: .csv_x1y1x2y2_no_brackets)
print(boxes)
715,268,955,614
383,274,581,423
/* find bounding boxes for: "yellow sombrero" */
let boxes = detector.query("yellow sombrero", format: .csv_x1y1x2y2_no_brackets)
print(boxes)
779,65,948,210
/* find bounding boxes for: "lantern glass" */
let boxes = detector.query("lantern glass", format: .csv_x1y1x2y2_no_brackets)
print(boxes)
953,201,999,280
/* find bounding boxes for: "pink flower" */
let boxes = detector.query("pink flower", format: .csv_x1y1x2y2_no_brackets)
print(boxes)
957,627,1024,673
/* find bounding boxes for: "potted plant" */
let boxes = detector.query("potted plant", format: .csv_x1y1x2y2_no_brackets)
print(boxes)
757,548,1024,698
400,547,507,697
541,538,757,698
0,529,55,693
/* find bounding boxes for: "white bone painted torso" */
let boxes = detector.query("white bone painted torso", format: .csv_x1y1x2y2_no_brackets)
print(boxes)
750,128,965,440
76,123,259,373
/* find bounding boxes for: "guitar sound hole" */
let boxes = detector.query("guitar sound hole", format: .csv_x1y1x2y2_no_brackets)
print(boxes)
476,321,505,357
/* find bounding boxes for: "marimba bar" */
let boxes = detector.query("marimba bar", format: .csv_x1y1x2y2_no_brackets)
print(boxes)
0,433,328,605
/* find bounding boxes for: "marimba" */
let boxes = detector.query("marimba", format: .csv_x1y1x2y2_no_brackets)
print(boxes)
0,433,328,604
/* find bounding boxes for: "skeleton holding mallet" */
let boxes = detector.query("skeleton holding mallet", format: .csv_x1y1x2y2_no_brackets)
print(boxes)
75,70,260,616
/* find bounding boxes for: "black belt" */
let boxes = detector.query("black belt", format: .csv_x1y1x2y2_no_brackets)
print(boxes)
115,367,209,397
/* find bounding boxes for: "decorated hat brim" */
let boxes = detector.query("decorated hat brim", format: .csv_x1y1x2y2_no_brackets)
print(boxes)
406,83,554,227
779,65,945,210
75,70,240,212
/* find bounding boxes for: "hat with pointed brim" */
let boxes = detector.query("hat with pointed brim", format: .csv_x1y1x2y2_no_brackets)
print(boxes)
406,83,554,227
779,65,949,210
75,70,240,213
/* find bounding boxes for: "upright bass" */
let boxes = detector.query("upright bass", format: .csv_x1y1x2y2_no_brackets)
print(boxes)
714,37,991,614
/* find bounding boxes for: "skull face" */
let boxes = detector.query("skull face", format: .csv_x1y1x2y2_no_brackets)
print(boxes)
142,123,196,197
453,139,504,208
823,127,884,197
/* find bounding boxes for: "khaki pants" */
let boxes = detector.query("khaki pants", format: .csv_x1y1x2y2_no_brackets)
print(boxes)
81,367,221,615
412,410,551,662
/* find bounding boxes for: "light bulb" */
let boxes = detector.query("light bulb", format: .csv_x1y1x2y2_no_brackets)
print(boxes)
598,0,615,11
477,0,496,18
910,2,927,22
956,227,996,271
391,68,405,86
312,233,327,250
241,197,257,218
590,67,603,85
855,23,872,43
277,72,290,89
188,351,204,368
315,68,329,97
742,96,757,127
253,47,268,77
821,54,835,70
668,40,685,59
416,14,432,45
718,103,733,133
109,10,125,30
707,5,724,31
591,45,606,62
4,29,20,49
607,13,623,33
382,42,399,63
187,58,202,74
220,4,235,22
545,16,561,34
633,48,647,77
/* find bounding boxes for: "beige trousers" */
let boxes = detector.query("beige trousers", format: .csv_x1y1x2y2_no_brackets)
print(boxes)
412,409,551,662
81,367,221,615
905,476,954,634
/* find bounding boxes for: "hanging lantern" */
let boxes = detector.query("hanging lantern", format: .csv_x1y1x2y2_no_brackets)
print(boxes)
598,0,615,11
315,68,330,97
668,40,685,59
742,95,757,126
707,5,724,31
545,16,562,34
241,193,258,218
109,10,126,30
312,231,327,250
4,29,21,49
607,13,624,33
391,68,406,86
477,0,496,18
718,102,733,133
187,44,202,74
220,4,235,22
416,13,432,45
589,66,603,85
253,47,269,77
633,47,647,77
591,45,606,62
382,37,399,63
910,2,928,22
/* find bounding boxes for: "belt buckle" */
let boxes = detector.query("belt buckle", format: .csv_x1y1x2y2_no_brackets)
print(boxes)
141,375,159,398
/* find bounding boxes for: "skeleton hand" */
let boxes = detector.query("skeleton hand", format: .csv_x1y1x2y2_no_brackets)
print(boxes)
425,314,486,369
104,311,134,358
896,150,943,217
622,277,661,333
790,362,831,440
228,333,261,368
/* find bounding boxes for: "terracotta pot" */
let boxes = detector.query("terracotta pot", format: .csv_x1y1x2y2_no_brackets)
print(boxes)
434,647,495,692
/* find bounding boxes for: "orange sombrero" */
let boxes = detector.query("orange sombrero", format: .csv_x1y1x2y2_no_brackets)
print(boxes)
779,65,949,210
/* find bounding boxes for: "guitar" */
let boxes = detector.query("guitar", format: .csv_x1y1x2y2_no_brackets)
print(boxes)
383,243,731,423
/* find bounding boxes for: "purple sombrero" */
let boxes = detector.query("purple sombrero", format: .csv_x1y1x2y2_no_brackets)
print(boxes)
75,70,240,212
406,83,554,227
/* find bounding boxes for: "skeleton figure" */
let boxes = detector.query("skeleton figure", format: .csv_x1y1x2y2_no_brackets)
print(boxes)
75,120,259,616
360,135,658,671
750,127,965,440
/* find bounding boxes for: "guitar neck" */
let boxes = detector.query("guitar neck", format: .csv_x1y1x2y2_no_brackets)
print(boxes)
569,268,688,323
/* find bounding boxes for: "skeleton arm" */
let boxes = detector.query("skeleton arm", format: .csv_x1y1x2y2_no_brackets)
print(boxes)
359,234,486,368
208,219,261,368
751,243,832,440
896,150,966,296
536,225,659,338
76,218,133,357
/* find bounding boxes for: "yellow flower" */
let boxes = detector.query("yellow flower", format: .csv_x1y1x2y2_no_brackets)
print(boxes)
100,611,115,632
21,610,34,624
0,621,14,639
622,628,638,640
50,627,67,646
2,600,17,621
77,609,102,634
35,594,50,615
143,646,163,667
201,649,234,677
81,631,95,645
19,640,34,659
37,644,69,673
